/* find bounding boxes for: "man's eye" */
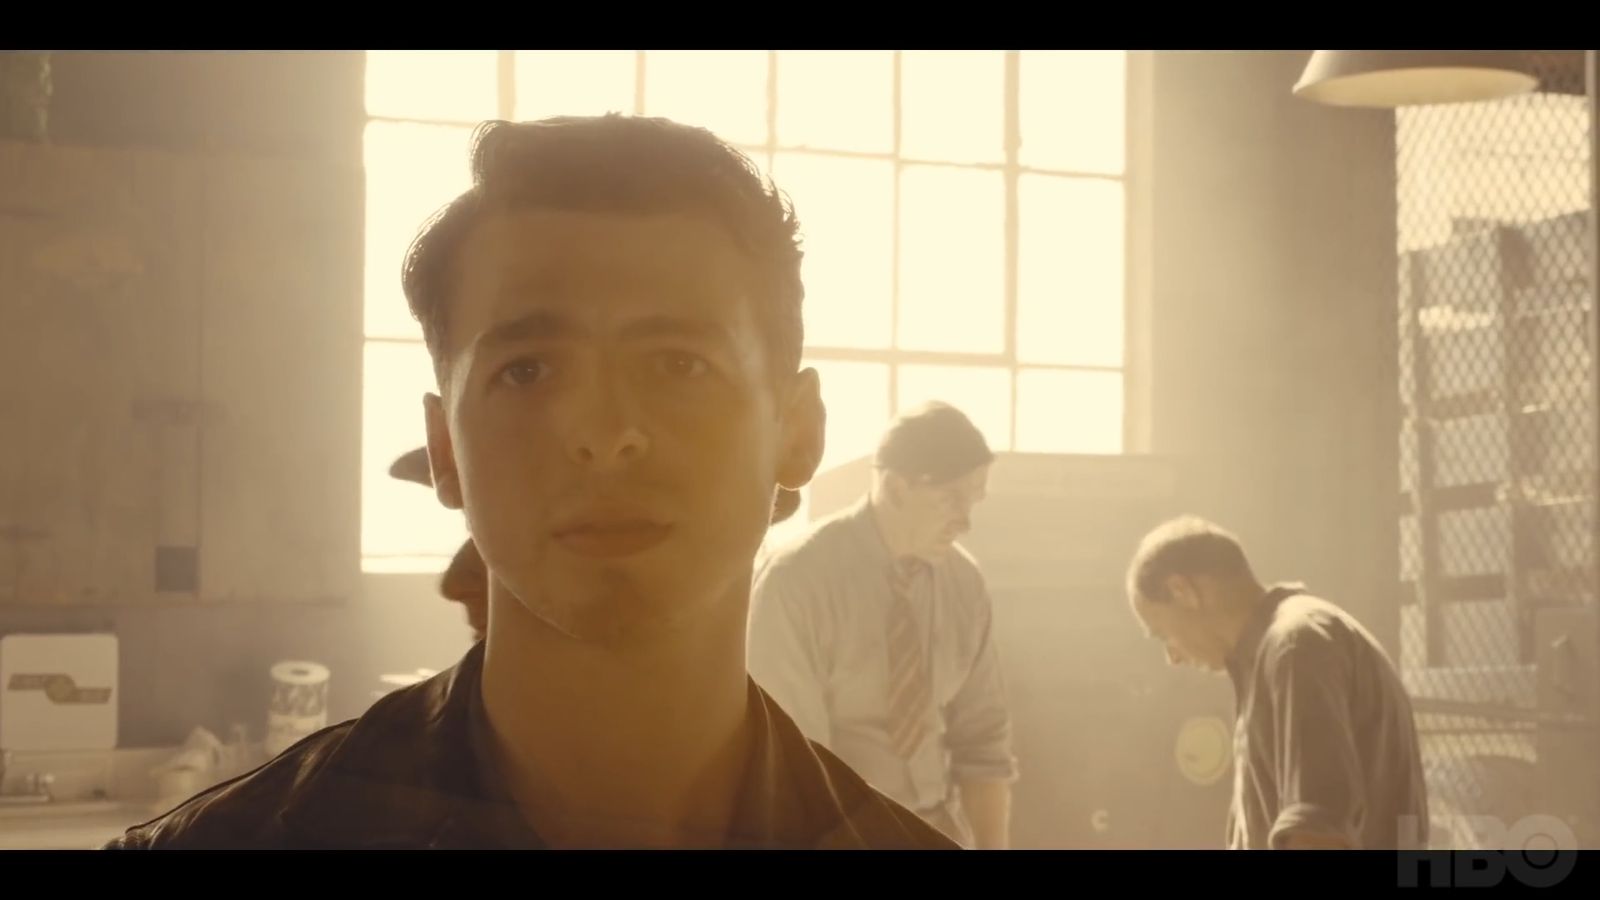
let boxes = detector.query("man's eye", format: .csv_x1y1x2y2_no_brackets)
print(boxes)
498,359,548,386
656,352,709,378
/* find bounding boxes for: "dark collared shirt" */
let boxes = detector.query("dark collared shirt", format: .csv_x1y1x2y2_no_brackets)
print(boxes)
106,642,957,850
1224,583,1429,850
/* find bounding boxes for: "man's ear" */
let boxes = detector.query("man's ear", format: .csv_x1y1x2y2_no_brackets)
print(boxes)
424,393,463,510
776,367,825,492
1164,573,1203,611
879,469,912,509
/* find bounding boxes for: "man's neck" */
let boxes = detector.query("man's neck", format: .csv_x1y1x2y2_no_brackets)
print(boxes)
479,589,754,849
1218,581,1271,661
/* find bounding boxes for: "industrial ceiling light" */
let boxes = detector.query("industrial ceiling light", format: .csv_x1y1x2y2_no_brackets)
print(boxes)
1293,50,1539,108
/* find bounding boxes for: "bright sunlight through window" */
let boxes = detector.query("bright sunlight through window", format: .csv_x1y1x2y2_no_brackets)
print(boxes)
361,50,1129,569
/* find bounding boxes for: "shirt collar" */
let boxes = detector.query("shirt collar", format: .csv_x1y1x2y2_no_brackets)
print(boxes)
1224,582,1308,689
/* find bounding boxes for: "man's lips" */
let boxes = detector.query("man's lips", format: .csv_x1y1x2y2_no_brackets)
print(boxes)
552,512,673,559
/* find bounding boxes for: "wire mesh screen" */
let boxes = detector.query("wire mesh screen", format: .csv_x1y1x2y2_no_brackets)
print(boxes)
1395,51,1595,848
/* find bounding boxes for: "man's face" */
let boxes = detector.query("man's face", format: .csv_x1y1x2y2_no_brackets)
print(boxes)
424,209,822,645
892,464,989,560
1130,575,1231,672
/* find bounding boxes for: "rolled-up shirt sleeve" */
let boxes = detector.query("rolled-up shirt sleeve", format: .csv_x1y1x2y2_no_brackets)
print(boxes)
941,584,1018,785
1265,634,1364,849
747,564,832,746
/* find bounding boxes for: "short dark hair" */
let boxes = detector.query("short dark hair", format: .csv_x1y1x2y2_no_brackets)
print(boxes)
1127,515,1256,603
401,115,804,378
874,401,994,484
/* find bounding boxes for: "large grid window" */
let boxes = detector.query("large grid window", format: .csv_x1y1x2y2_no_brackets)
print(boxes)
362,50,1130,569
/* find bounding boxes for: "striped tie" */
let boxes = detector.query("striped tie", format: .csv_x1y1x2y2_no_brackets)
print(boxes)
885,557,932,759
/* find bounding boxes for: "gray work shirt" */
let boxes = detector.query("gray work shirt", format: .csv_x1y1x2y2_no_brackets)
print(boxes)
747,498,1018,814
1225,584,1429,849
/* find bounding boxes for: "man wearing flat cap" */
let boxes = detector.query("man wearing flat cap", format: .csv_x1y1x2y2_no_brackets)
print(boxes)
747,401,1018,849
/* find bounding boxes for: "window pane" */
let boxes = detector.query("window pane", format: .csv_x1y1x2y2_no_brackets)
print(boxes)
364,555,452,575
901,51,1004,163
895,365,1012,452
516,50,636,120
776,51,893,153
643,51,768,146
1020,51,1126,174
898,166,1005,353
362,341,470,561
364,121,475,340
774,153,894,349
806,359,891,474
365,51,498,123
1015,368,1122,454
1018,174,1125,367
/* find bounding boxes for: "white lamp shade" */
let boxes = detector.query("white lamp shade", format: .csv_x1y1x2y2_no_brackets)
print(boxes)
1294,50,1539,108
